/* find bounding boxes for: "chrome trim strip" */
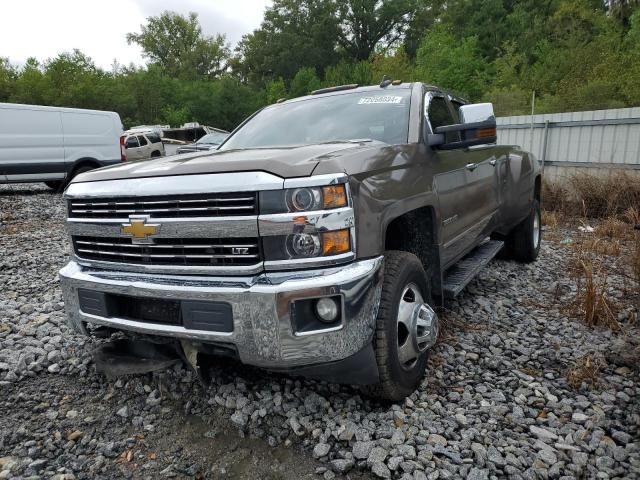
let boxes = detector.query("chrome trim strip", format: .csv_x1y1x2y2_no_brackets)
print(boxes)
264,252,355,271
284,173,348,188
67,216,258,238
258,207,355,236
65,171,284,198
82,312,235,339
72,253,264,275
70,197,255,206
75,240,258,249
76,249,258,260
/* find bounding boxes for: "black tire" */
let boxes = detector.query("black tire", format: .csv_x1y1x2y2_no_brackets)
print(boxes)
151,150,162,158
69,165,94,182
506,199,541,263
44,181,63,191
363,251,436,401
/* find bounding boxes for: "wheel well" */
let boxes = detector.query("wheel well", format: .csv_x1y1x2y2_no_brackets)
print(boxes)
534,175,541,201
384,206,440,288
70,159,100,176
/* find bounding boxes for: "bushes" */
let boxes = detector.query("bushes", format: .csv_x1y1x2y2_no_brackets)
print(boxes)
544,171,640,219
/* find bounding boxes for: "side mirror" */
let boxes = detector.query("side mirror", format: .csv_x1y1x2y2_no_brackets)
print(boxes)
429,103,497,150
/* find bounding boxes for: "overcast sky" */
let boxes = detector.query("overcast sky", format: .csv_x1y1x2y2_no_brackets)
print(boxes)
1,0,272,70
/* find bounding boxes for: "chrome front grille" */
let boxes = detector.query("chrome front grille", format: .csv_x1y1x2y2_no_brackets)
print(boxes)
68,192,257,219
72,236,261,267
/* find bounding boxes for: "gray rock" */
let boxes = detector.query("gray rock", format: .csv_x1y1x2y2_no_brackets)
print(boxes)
530,426,558,442
329,459,354,474
368,447,389,465
571,412,588,424
313,443,331,459
467,468,489,480
371,462,391,479
353,441,374,460
487,446,505,466
537,448,557,465
611,430,631,445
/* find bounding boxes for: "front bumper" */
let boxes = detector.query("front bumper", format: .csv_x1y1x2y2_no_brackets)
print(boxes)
59,257,383,370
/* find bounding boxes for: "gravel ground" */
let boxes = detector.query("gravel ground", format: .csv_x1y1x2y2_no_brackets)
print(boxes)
1,183,639,480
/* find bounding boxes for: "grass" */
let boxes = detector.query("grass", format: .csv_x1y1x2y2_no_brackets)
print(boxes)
566,353,606,389
544,171,640,219
543,172,640,330
541,173,639,386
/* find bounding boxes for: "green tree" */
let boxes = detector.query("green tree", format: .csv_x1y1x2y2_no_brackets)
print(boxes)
11,58,47,105
235,0,340,85
324,60,373,86
336,0,419,60
0,58,16,101
415,26,490,100
265,78,288,103
370,47,415,83
289,67,322,97
127,11,229,79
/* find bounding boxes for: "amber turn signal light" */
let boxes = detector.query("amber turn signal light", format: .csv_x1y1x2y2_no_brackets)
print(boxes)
322,185,348,209
321,229,351,256
476,127,496,138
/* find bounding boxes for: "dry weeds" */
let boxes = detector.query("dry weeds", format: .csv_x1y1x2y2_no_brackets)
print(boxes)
566,353,606,389
543,172,640,219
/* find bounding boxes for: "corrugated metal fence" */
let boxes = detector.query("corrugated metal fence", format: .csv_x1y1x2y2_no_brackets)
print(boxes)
497,107,640,180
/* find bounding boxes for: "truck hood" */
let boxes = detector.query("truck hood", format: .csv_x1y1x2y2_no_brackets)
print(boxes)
73,143,378,183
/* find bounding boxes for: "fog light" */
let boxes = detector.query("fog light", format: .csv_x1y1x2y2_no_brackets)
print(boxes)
315,297,339,322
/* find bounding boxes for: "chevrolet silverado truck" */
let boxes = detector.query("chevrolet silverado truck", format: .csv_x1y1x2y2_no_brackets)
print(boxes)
59,82,542,401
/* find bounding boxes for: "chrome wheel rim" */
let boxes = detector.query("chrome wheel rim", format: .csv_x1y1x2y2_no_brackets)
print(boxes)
396,283,439,371
533,209,541,249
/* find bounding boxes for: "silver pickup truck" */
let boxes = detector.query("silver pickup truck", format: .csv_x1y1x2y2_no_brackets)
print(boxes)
59,82,542,400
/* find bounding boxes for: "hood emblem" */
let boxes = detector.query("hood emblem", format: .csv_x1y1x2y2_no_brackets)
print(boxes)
121,215,160,244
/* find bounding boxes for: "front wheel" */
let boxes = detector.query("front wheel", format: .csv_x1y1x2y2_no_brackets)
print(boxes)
363,251,439,401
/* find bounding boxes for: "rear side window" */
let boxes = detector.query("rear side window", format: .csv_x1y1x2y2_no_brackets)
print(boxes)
125,136,139,148
137,135,148,146
146,133,162,143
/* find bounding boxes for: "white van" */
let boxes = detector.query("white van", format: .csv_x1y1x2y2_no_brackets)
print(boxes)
0,103,123,189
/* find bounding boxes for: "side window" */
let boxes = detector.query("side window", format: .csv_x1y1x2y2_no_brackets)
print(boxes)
146,133,161,144
450,100,464,122
137,135,149,146
427,95,458,143
125,136,139,148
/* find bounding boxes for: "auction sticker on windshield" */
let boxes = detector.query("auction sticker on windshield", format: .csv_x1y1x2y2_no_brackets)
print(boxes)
358,96,403,105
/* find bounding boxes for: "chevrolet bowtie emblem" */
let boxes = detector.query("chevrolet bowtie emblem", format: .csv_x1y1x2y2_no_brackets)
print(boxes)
121,216,160,244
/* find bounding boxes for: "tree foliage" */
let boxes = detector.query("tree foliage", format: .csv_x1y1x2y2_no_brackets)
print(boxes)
1,3,640,130
127,11,229,79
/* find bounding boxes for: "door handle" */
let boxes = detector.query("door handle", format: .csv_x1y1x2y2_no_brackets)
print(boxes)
465,163,477,171
489,159,497,166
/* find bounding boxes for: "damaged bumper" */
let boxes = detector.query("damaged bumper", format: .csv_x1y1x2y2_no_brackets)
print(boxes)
59,257,383,375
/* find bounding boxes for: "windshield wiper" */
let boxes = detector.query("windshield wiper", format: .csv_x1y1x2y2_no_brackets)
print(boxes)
316,138,374,145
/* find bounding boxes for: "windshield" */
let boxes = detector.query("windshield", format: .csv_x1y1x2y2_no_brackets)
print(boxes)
220,90,411,150
198,132,228,144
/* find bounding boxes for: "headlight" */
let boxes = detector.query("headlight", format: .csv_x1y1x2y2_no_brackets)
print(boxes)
262,228,351,261
260,184,348,214
259,176,354,267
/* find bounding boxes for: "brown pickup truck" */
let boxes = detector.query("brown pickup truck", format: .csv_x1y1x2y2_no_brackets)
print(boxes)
59,82,542,400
